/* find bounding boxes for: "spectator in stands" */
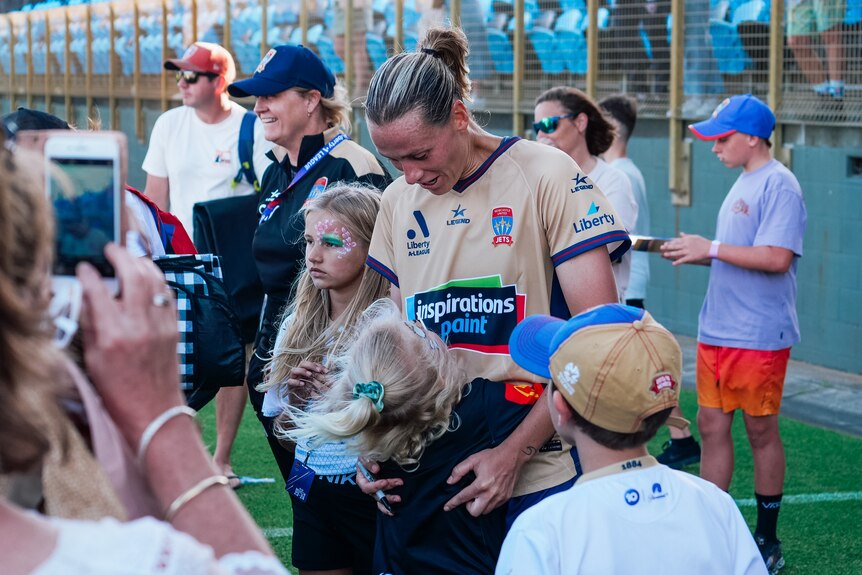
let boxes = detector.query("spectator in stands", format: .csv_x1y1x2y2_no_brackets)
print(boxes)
0,143,288,575
362,27,630,527
787,0,846,100
608,0,671,96
599,94,703,470
535,86,638,304
662,94,808,574
142,41,272,490
226,44,390,486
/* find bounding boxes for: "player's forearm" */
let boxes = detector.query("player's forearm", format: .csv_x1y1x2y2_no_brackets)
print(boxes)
501,391,557,467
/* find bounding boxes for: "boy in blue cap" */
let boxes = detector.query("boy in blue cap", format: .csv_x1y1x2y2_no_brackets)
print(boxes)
660,94,807,574
497,304,766,574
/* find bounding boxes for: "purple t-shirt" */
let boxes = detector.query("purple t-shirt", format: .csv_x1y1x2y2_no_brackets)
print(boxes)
698,159,807,350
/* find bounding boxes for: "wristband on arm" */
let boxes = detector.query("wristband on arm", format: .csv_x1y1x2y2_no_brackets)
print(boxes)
709,240,721,259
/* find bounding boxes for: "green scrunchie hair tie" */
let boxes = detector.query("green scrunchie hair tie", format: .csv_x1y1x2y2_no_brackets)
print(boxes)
352,381,385,412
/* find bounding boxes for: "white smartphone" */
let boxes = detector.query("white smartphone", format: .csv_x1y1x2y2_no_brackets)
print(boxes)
44,133,123,293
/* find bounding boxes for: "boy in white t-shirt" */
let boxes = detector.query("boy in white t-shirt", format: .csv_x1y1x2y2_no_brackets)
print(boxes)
497,304,767,575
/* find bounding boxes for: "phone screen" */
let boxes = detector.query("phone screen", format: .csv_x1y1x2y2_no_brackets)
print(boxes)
49,157,117,277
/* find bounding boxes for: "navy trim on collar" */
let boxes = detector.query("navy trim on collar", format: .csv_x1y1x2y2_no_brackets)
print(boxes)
452,136,520,193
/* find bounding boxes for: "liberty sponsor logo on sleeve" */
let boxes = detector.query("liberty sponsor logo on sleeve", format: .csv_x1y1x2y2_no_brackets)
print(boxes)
570,173,594,193
406,209,431,257
405,275,526,354
447,204,470,226
573,201,616,234
491,206,514,246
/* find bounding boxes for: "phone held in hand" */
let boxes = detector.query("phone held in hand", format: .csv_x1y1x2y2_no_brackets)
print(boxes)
629,235,671,253
43,132,124,293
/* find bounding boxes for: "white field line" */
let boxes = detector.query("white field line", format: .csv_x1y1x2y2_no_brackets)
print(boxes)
735,491,862,507
261,493,862,537
263,527,294,539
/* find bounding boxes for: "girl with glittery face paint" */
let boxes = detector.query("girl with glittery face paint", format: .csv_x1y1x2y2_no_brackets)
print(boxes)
257,184,390,575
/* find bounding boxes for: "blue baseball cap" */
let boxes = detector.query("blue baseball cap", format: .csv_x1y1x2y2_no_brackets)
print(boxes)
509,304,683,433
228,45,336,99
689,94,775,140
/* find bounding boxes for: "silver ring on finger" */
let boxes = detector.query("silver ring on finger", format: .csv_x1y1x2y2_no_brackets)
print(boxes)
152,292,170,307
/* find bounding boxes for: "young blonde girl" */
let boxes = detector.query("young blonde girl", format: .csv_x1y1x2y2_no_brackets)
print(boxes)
259,183,389,575
285,299,533,575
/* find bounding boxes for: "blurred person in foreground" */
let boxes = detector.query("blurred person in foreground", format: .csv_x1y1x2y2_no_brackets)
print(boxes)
0,143,288,574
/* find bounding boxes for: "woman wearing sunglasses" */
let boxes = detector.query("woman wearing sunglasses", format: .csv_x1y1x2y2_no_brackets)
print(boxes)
359,26,631,549
226,45,390,490
534,87,639,303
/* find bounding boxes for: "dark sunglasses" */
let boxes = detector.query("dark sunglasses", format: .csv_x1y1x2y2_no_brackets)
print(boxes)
175,70,218,84
533,114,575,134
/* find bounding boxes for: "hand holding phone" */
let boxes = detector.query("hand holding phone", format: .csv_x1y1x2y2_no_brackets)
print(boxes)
43,132,124,293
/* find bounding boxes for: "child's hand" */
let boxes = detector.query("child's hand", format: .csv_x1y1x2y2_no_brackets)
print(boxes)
287,361,329,399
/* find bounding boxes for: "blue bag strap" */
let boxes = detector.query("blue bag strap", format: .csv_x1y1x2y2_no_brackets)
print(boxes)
233,110,260,191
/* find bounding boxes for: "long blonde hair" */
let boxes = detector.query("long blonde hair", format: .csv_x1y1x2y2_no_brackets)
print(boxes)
261,183,389,396
282,299,466,467
0,144,66,473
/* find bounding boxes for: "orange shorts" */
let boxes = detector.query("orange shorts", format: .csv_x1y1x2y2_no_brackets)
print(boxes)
696,343,791,416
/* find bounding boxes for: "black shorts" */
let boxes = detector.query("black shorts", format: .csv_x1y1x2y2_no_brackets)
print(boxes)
290,472,378,573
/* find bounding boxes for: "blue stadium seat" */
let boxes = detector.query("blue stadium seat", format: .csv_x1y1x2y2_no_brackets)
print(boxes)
528,28,565,74
403,30,419,52
316,35,345,74
559,0,586,13
485,27,513,74
366,32,388,69
847,0,862,24
235,41,262,75
709,19,750,74
555,8,584,32
555,28,587,74
731,0,768,24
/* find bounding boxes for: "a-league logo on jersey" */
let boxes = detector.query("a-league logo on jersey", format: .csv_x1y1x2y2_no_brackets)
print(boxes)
491,207,514,246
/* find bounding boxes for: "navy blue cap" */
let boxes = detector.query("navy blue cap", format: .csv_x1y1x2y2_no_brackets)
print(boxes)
228,45,336,99
689,94,775,140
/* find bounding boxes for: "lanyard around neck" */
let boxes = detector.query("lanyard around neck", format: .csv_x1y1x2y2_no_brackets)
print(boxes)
258,132,349,224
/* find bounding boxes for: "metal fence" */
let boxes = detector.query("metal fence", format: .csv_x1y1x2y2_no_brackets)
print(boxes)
1,0,860,135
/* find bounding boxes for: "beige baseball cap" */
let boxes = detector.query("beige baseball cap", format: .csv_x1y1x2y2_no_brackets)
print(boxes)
509,304,685,434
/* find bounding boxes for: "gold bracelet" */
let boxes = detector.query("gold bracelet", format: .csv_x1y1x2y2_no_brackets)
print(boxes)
164,475,230,522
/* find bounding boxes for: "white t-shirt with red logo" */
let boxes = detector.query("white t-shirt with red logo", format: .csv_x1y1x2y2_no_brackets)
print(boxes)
142,102,271,233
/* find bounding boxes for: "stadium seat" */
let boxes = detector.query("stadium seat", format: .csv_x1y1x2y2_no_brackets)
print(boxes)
485,27,513,73
846,0,862,24
366,32,387,69
316,35,345,75
730,0,768,24
555,28,587,74
709,19,750,74
559,0,586,13
555,8,584,32
528,28,565,74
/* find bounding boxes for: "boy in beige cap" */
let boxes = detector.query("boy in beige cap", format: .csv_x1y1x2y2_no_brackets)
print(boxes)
497,304,766,575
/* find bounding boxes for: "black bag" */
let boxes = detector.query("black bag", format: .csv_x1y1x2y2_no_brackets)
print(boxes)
192,193,264,344
154,254,246,411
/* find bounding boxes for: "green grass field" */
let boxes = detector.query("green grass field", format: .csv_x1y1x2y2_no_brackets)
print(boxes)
200,389,862,573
